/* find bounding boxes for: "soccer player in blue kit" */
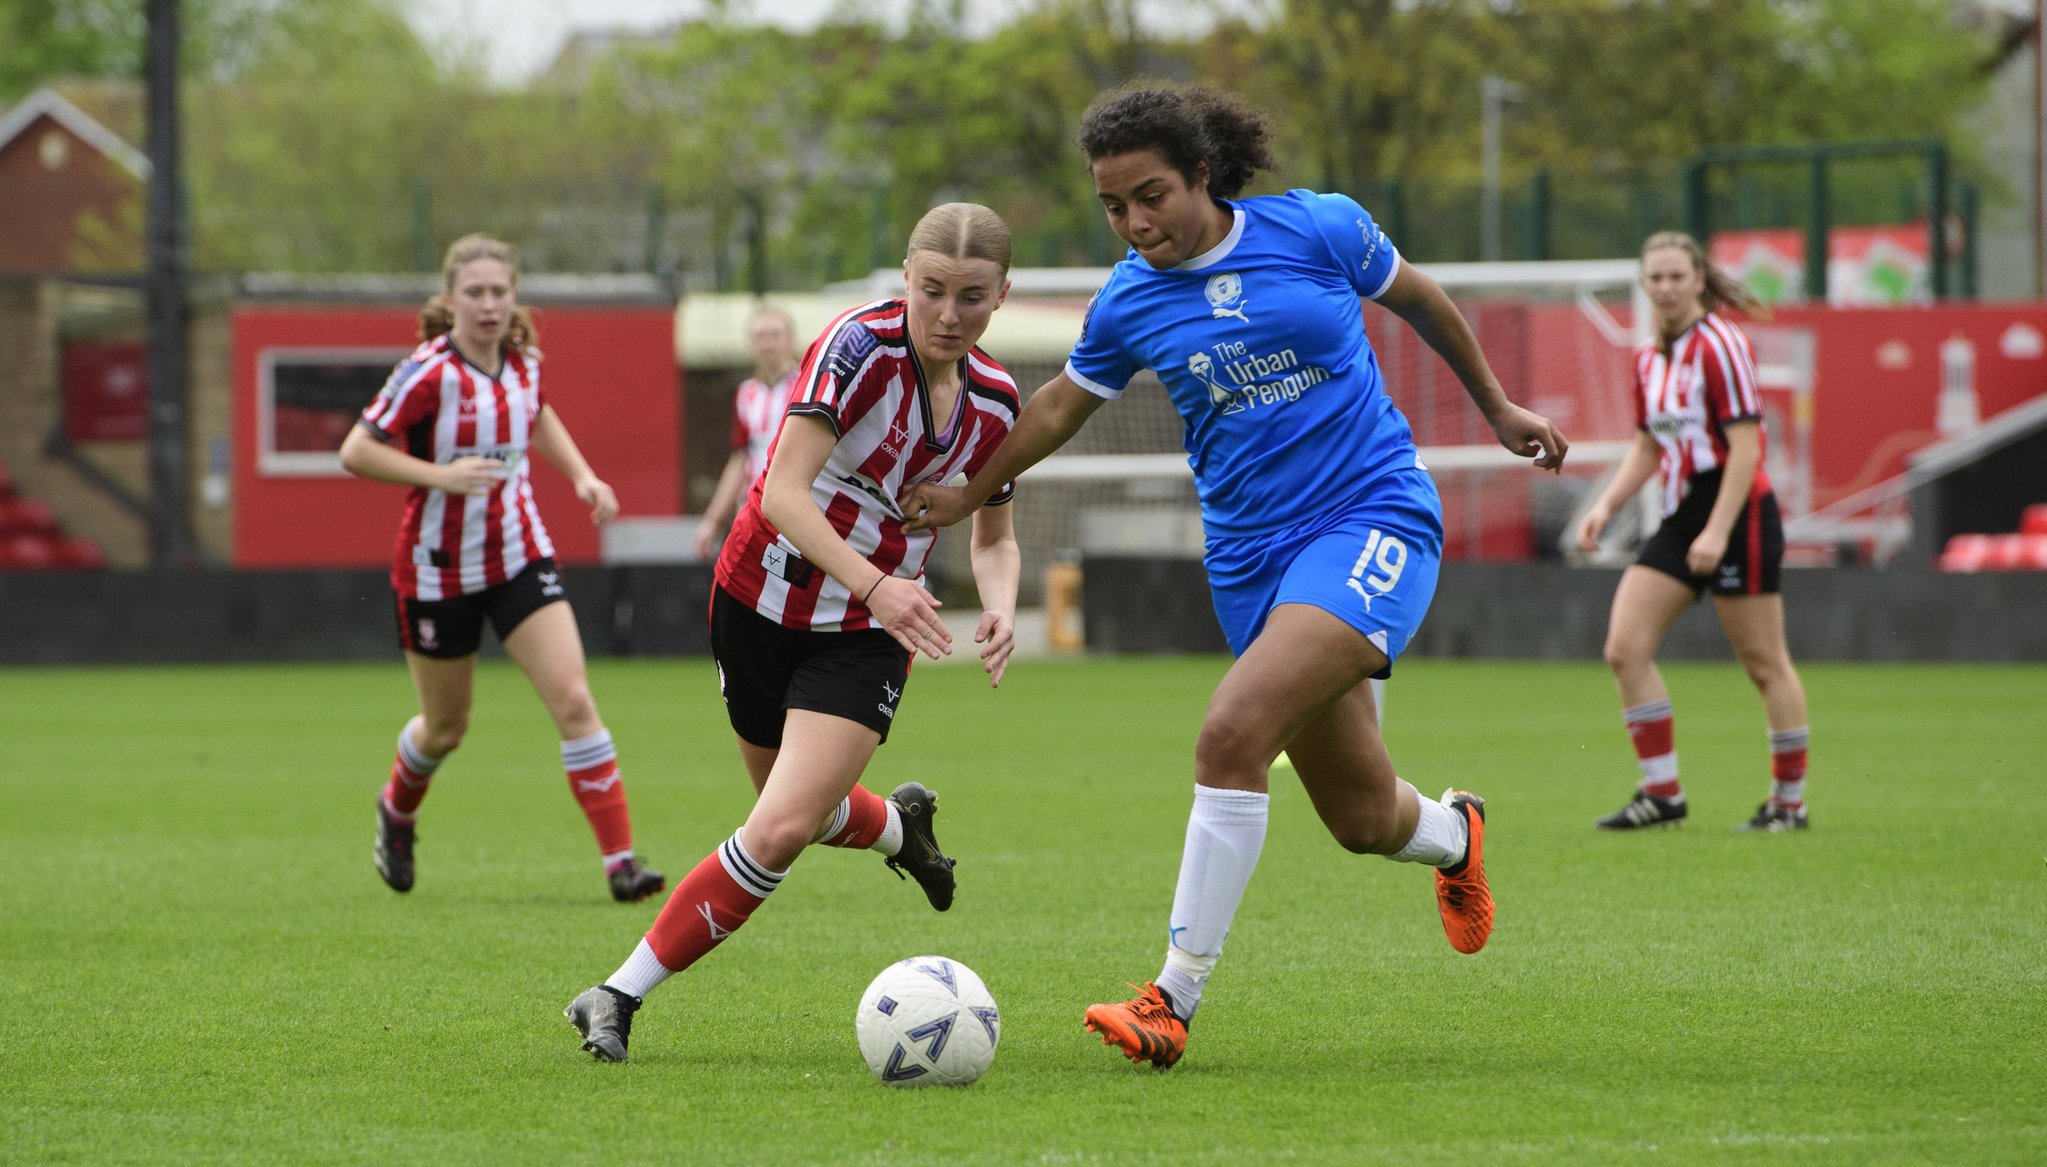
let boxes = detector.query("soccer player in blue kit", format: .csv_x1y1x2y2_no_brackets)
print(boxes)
900,83,1568,1069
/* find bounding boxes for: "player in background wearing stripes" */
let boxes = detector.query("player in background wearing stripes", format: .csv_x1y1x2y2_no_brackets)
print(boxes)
339,234,664,904
566,203,1023,1062
903,84,1567,1070
1576,232,1811,833
693,303,800,560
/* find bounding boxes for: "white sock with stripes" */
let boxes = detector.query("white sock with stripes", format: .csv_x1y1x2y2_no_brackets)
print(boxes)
397,717,444,776
813,799,852,844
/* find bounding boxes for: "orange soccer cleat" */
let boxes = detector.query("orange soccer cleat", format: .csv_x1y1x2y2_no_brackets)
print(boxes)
1434,790,1492,954
1083,981,1188,1069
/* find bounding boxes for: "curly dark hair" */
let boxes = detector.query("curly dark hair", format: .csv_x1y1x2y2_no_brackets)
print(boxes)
1076,83,1275,199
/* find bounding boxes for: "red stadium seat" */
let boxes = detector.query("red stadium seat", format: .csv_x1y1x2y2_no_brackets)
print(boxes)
2022,504,2047,537
0,485,111,569
53,537,106,570
0,497,57,536
2017,534,2047,572
1982,534,2029,571
1937,533,1991,573
0,533,59,569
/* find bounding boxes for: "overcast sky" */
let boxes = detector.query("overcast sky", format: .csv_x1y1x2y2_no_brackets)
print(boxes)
403,0,1249,84
403,0,1024,84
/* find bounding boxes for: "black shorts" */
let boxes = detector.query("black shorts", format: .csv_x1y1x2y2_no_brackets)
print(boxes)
1635,474,1783,598
710,585,911,748
394,558,568,658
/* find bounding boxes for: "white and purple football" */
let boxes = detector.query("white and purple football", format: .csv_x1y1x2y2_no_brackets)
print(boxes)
854,956,1000,1086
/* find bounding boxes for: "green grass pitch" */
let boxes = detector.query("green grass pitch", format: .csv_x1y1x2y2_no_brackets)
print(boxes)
3,656,2042,1164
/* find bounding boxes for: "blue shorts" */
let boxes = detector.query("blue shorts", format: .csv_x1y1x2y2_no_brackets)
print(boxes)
1204,468,1443,678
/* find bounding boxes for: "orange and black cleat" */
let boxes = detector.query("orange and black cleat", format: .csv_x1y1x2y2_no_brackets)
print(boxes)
1083,981,1187,1069
1434,790,1492,954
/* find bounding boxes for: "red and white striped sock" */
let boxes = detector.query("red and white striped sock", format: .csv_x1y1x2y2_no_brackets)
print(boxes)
625,832,786,994
1768,726,1809,809
562,729,634,869
1624,699,1682,800
380,716,443,820
812,783,892,851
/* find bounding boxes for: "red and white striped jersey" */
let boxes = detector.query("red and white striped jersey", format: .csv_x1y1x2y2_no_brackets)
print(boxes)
731,370,797,484
715,299,1019,631
358,334,555,600
1632,312,1773,517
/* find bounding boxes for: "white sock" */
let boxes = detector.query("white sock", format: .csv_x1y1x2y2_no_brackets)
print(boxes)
1155,785,1269,1022
1769,726,1810,807
559,727,617,771
871,800,904,855
1388,783,1469,868
396,716,444,776
606,938,673,999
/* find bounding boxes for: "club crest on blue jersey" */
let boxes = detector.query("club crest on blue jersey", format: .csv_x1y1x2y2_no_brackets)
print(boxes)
1205,272,1249,323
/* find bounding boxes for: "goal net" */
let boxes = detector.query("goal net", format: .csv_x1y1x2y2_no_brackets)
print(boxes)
957,261,1650,604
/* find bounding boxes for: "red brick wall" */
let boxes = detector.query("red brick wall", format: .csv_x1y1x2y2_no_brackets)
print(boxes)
0,115,142,273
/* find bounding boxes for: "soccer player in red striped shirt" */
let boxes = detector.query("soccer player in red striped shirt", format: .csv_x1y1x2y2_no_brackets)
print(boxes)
693,304,800,560
340,234,664,903
1577,231,1812,832
565,203,1023,1062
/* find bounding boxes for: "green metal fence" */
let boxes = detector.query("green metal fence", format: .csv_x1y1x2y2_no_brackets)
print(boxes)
192,150,1976,296
1682,139,1976,300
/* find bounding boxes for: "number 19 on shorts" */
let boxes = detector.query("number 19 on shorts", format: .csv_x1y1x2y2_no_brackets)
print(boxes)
1346,529,1407,607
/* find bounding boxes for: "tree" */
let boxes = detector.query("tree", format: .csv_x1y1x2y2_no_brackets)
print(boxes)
791,0,1194,279
19,0,1998,277
1231,0,1500,192
1232,0,1995,190
183,0,679,273
1499,0,1994,168
0,0,141,102
182,0,448,271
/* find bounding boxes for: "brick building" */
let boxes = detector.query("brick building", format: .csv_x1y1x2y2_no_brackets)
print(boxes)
0,87,147,274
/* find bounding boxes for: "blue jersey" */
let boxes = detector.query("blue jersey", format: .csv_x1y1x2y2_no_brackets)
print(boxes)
1065,189,1419,537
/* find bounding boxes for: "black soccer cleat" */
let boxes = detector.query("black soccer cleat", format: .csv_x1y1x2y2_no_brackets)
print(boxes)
1735,801,1809,832
883,781,957,912
607,857,666,903
373,796,416,892
565,985,641,1062
1595,790,1688,830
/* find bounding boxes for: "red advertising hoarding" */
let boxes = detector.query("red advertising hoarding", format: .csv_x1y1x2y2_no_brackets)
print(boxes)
62,341,148,441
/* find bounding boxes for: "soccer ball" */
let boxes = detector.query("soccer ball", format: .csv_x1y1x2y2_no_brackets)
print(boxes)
854,955,1000,1087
